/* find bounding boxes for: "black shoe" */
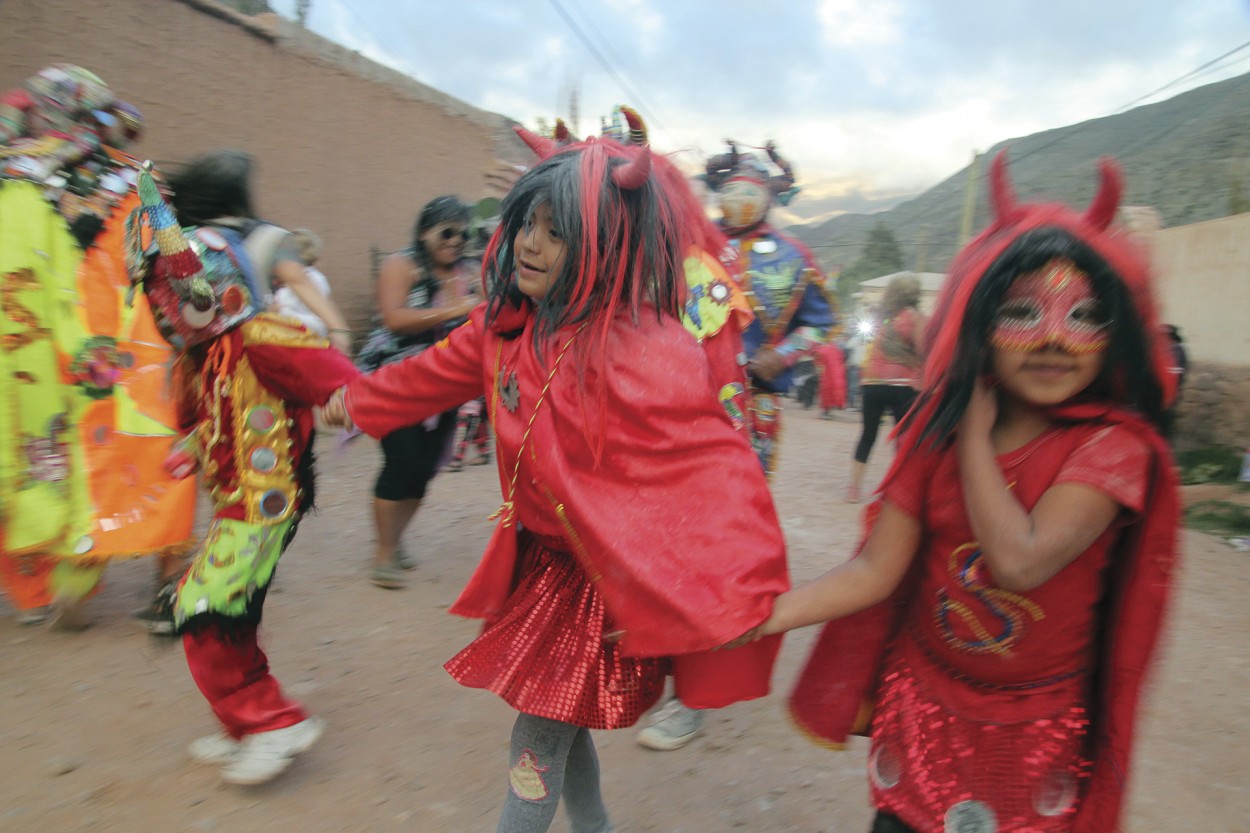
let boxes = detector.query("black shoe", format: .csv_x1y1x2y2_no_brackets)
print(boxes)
133,581,177,636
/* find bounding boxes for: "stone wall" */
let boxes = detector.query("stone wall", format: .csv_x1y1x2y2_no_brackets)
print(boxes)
0,0,530,333
1173,361,1250,452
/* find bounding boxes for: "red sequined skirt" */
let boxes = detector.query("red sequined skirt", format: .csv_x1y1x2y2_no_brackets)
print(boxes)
444,532,668,729
870,637,1092,833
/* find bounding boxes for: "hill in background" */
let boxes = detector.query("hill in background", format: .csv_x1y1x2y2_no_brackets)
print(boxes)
789,70,1250,275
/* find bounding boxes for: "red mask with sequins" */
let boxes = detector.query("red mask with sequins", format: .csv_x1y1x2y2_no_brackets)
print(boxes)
991,259,1110,354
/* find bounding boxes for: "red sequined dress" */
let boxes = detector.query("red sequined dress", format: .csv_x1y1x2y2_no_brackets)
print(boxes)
870,423,1150,832
344,304,789,730
791,412,1179,833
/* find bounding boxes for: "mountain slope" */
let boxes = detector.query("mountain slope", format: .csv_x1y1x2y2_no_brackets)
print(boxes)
791,70,1250,274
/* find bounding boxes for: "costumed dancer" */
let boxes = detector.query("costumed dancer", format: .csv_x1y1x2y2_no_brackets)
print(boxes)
637,138,836,752
815,339,849,418
740,153,1179,833
323,131,788,833
127,165,358,785
0,64,197,628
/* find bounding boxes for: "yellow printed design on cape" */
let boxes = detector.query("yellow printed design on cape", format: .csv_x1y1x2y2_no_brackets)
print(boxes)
0,180,195,561
680,249,753,342
0,180,91,556
73,190,196,560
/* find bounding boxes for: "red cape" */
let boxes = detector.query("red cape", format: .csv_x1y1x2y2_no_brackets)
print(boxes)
347,303,790,708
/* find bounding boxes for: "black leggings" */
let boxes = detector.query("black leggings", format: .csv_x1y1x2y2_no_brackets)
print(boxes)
373,412,457,501
854,384,918,464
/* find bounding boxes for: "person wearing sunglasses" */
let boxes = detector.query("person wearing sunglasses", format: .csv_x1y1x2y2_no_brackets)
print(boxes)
354,195,481,589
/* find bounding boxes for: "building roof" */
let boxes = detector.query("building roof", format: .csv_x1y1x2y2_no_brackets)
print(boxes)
858,270,947,293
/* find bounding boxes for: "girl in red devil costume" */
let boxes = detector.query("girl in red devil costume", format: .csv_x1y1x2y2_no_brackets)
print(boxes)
736,153,1179,833
323,131,788,832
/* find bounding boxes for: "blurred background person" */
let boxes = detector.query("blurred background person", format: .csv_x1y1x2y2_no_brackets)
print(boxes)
815,338,848,419
0,64,197,629
353,196,479,589
269,228,333,338
846,273,924,503
166,150,354,356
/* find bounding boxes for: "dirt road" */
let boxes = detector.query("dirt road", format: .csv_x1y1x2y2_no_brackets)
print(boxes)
2,406,1246,832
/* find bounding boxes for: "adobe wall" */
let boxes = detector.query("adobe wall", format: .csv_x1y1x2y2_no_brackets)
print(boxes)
1,0,529,332
1172,362,1250,452
1152,213,1250,367
1145,213,1250,449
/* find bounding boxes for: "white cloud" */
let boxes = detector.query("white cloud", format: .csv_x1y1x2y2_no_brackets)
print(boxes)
817,0,904,48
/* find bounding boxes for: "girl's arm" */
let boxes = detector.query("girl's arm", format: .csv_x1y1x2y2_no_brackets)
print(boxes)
958,379,1121,592
377,254,477,336
760,501,922,635
341,308,486,438
272,259,353,354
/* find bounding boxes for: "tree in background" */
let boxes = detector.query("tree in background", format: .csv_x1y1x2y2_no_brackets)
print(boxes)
1229,176,1249,215
834,221,904,308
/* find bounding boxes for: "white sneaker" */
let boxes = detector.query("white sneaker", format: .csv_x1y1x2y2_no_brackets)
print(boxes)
188,732,241,764
636,700,705,751
220,717,324,785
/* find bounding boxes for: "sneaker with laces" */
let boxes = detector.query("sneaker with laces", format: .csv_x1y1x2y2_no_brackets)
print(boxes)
220,716,324,785
188,732,241,764
636,700,705,751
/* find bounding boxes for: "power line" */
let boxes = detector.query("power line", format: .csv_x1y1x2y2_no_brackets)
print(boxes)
545,0,669,136
836,40,1250,256
1111,39,1250,114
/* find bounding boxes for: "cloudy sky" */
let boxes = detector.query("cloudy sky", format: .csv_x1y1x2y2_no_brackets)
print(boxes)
267,0,1250,226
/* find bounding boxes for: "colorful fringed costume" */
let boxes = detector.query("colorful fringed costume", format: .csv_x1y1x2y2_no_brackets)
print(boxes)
703,140,836,475
0,64,195,614
128,165,356,738
788,154,1179,833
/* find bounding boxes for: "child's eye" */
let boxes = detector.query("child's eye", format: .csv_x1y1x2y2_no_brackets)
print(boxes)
995,300,1041,324
1069,300,1110,328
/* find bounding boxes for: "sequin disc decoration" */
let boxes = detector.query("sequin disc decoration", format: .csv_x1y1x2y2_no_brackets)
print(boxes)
249,446,277,474
259,489,288,519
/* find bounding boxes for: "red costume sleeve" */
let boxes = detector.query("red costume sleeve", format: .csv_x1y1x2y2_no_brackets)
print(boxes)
1054,424,1150,514
344,309,487,438
241,315,360,406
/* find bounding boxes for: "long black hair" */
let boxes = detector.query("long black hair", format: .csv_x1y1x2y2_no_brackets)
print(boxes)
167,149,255,226
411,195,470,279
482,141,688,348
909,226,1168,447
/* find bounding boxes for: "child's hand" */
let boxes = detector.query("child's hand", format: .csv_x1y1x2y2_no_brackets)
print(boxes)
960,375,998,439
320,387,352,430
719,625,765,651
748,347,786,382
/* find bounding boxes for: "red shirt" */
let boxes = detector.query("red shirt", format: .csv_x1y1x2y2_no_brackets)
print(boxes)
885,423,1150,689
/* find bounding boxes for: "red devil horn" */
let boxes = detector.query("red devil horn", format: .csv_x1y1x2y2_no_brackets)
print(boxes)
988,150,1016,225
514,125,559,160
611,147,651,190
1084,157,1123,231
620,106,648,145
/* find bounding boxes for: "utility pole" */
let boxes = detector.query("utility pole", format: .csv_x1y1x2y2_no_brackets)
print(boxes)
959,151,982,245
914,224,929,272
